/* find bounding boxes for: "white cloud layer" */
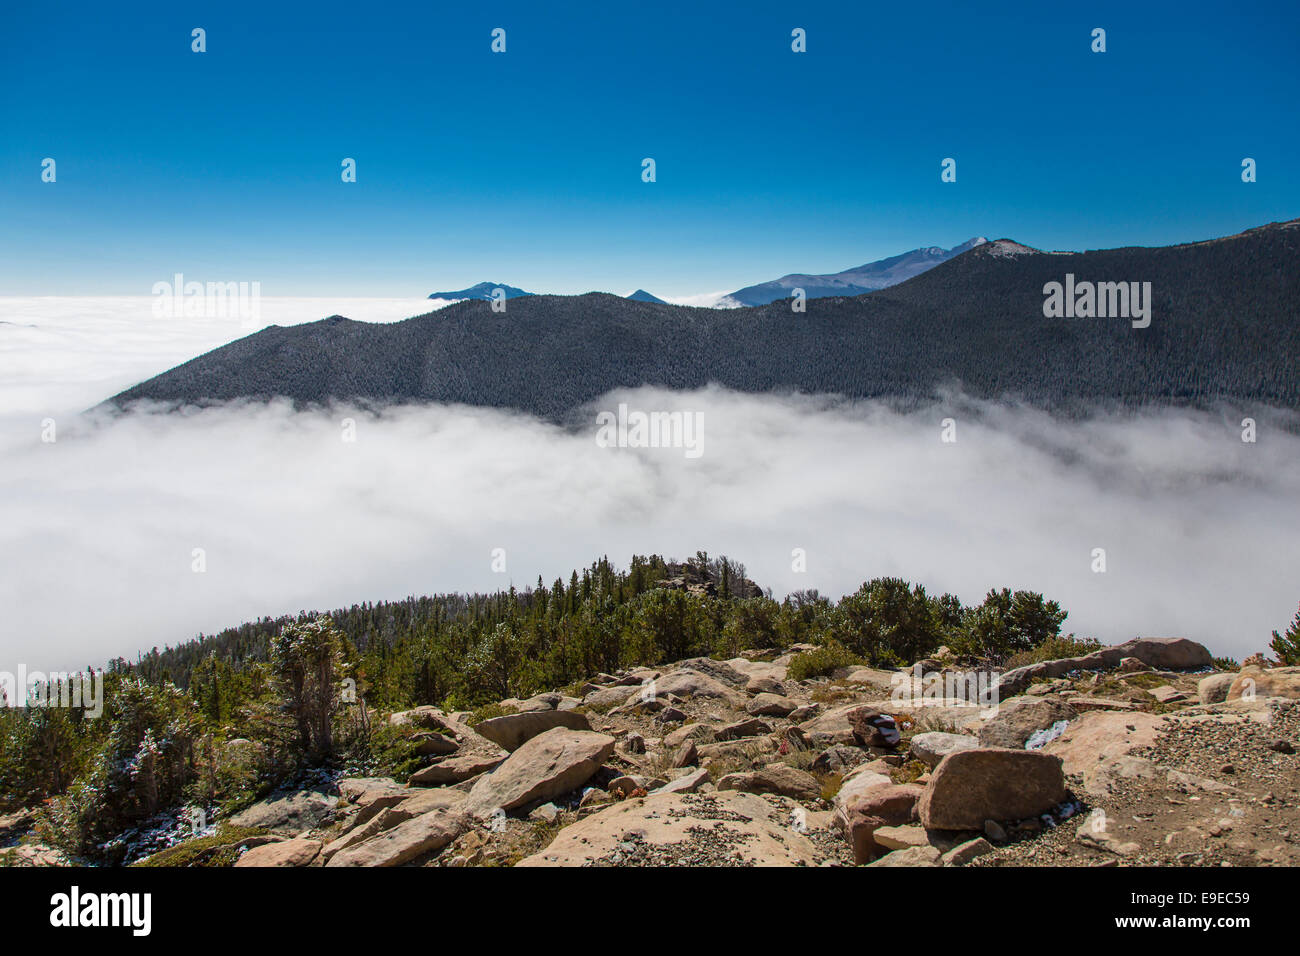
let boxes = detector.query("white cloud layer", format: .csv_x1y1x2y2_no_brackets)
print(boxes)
1,299,1297,672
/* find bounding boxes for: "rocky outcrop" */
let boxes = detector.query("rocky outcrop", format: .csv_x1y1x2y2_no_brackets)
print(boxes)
997,637,1212,697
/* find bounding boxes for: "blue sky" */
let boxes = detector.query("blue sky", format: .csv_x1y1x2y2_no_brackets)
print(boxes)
1,0,1297,297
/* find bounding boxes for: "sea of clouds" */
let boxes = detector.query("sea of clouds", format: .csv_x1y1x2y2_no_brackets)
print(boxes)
1,297,1297,671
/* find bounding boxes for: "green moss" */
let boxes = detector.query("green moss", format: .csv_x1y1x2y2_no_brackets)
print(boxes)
465,702,519,726
133,825,272,867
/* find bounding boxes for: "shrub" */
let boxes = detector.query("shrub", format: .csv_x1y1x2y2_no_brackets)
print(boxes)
1003,634,1103,670
786,641,864,681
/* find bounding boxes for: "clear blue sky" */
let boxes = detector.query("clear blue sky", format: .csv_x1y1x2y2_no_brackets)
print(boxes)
2,1,1297,297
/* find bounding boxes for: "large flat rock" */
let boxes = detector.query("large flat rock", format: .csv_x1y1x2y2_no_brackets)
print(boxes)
1041,710,1164,777
516,790,818,866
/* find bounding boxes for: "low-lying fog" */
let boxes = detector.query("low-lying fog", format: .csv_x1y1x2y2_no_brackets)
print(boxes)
2,298,1297,671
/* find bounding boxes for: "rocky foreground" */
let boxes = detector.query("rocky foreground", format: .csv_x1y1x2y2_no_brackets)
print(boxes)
6,638,1297,868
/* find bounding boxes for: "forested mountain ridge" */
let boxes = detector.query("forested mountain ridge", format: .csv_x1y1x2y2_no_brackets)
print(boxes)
107,219,1300,418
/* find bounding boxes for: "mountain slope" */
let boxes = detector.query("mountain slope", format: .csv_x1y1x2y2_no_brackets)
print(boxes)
723,238,987,306
109,220,1300,419
627,289,667,304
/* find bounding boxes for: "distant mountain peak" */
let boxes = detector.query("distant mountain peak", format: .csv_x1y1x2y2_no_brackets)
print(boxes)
427,281,531,301
723,238,991,307
627,289,668,304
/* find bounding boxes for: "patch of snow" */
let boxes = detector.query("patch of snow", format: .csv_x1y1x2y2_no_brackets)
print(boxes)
1025,719,1069,750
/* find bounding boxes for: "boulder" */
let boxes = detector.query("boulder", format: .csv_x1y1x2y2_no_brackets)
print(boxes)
918,749,1067,830
978,697,1077,750
725,658,788,685
942,837,994,866
654,669,742,701
841,783,925,864
336,777,403,805
909,731,980,768
227,787,338,836
717,763,820,800
664,723,717,748
673,740,699,768
714,718,772,741
464,728,616,819
1227,666,1300,701
529,803,561,824
389,705,448,729
234,838,322,867
517,791,818,867
745,676,787,696
811,745,868,774
411,732,459,756
582,685,639,711
408,753,505,786
832,767,893,819
1150,685,1188,704
325,809,468,867
746,693,799,717
515,691,562,712
1198,672,1236,705
866,845,942,867
653,767,711,794
473,710,592,752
